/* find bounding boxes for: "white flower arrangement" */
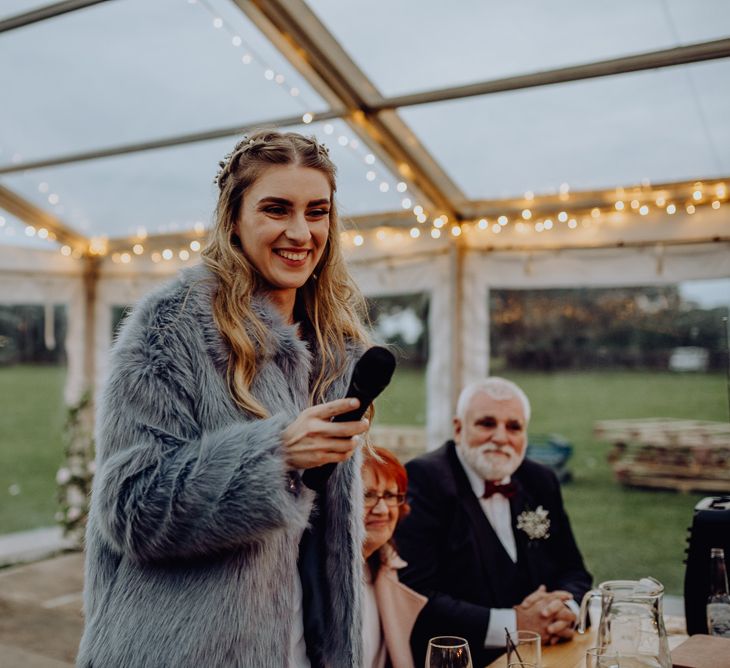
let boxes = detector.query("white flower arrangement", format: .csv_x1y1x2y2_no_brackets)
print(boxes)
56,392,95,547
516,505,551,541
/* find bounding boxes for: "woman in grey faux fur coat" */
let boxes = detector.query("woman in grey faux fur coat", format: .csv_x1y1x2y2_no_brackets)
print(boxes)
77,131,373,668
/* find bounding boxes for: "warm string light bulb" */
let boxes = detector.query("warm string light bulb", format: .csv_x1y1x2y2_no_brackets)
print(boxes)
39,175,729,263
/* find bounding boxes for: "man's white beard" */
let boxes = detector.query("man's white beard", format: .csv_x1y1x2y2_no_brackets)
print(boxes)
457,439,524,481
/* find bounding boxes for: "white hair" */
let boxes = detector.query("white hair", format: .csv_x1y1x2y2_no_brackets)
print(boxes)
455,377,531,423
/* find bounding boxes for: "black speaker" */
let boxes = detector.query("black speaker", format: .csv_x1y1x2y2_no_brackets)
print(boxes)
684,496,730,635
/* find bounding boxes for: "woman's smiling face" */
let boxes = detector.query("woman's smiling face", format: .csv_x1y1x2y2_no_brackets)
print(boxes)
362,465,400,559
237,163,331,293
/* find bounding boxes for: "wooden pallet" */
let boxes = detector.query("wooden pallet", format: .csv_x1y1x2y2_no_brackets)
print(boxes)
595,418,730,448
614,473,730,494
595,418,730,493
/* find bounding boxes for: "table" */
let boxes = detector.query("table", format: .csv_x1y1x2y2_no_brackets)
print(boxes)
483,624,688,668
485,629,596,668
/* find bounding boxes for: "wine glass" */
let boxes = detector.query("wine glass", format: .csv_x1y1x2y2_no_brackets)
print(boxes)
425,636,473,667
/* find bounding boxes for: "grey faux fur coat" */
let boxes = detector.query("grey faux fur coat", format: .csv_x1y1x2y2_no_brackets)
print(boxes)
77,264,364,667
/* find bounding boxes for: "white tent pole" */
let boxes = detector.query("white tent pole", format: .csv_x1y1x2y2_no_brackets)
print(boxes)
425,240,465,449
449,242,463,414
461,252,490,385
81,258,99,405
64,281,86,406
425,276,453,450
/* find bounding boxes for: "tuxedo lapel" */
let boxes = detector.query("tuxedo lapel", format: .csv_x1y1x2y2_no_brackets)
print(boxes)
510,473,541,591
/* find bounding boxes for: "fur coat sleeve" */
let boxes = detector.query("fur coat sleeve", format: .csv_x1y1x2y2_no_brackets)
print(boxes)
91,272,312,564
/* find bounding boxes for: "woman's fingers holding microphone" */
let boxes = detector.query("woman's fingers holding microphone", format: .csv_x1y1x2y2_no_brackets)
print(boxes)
282,398,370,469
309,397,361,420
285,434,364,468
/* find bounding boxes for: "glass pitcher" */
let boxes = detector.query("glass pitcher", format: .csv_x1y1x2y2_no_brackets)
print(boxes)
577,578,671,668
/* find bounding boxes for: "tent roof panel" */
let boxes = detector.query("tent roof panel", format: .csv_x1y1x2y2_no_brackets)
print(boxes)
306,0,730,98
1,119,405,240
0,1,52,21
399,59,730,201
0,0,326,165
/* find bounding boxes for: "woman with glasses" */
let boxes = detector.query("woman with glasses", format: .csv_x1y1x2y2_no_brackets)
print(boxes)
362,446,427,668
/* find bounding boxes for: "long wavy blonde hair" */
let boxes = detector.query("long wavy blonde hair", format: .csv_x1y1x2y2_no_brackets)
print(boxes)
202,130,371,418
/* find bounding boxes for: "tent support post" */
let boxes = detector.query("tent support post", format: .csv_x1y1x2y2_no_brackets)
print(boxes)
82,257,99,405
449,241,465,415
425,239,467,449
461,251,490,387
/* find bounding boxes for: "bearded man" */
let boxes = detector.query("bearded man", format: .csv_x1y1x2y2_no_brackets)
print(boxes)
395,377,591,667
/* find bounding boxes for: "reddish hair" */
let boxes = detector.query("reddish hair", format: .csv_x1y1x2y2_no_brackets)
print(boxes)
362,446,410,520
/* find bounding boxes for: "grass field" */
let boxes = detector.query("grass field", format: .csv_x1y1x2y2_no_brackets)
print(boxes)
1,364,727,594
0,365,67,534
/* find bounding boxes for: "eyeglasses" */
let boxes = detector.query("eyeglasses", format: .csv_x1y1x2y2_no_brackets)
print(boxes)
363,491,406,509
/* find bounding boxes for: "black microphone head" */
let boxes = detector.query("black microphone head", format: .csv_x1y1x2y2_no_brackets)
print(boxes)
351,346,396,398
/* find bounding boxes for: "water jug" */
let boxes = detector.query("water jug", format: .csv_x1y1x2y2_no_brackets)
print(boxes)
578,578,671,668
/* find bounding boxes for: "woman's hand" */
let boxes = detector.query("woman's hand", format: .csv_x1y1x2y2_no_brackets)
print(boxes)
282,398,369,470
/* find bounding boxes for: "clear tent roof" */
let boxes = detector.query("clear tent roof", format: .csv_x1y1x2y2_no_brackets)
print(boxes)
307,0,730,96
1,0,729,249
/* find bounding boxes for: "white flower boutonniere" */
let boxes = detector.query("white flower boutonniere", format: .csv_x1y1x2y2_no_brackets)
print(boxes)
516,505,551,541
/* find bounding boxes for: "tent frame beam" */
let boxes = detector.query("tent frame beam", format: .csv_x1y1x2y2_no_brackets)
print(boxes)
0,0,109,33
0,184,88,247
376,37,730,110
0,111,341,176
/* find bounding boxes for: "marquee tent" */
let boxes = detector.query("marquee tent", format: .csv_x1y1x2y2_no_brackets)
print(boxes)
1,0,729,447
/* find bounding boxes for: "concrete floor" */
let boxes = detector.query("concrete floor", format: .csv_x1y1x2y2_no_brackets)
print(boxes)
0,552,83,668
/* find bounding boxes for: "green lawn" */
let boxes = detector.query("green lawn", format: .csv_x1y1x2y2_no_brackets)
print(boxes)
378,368,727,595
1,364,726,595
0,365,67,534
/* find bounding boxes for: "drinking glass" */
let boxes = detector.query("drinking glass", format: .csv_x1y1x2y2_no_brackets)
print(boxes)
508,663,537,668
585,646,621,668
505,629,541,667
425,636,472,668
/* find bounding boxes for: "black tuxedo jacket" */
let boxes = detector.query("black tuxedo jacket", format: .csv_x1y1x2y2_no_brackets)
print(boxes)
395,441,592,667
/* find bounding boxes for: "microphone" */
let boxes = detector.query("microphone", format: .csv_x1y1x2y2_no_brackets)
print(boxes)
301,346,396,490
332,346,396,423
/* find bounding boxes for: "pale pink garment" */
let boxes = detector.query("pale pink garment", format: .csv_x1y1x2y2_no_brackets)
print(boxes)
373,547,428,668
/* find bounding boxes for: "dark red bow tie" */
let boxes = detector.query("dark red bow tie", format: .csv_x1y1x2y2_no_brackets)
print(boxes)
483,480,518,499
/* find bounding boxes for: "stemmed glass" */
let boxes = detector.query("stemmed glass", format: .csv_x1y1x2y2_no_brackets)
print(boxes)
425,636,473,667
